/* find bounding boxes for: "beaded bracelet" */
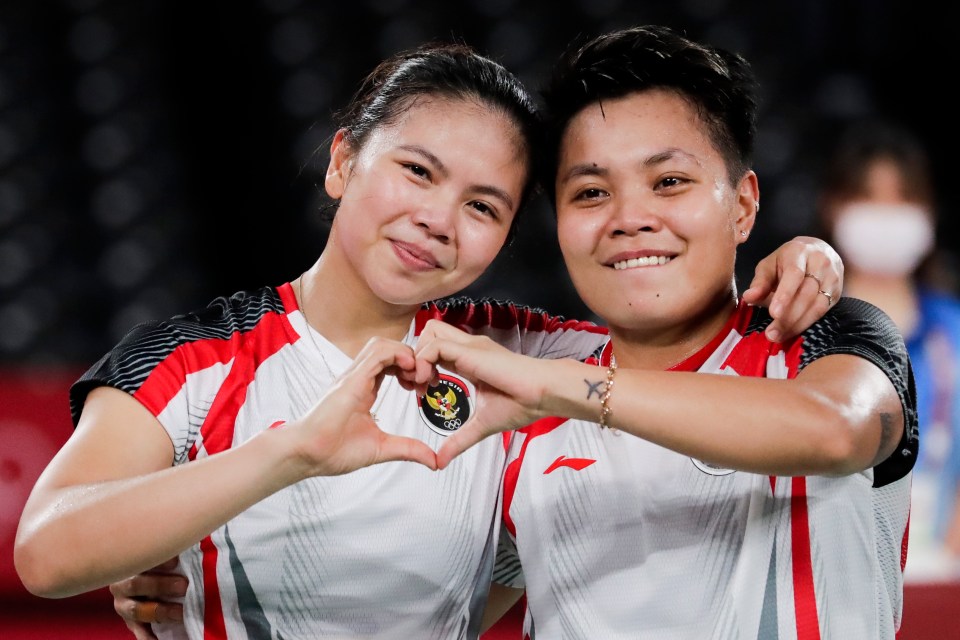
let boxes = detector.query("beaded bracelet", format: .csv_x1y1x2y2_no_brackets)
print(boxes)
599,354,618,429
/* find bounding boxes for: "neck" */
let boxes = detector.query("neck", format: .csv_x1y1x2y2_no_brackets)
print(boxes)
296,255,420,359
606,291,738,371
844,271,919,336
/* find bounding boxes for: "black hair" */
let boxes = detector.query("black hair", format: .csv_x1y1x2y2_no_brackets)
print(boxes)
540,25,759,203
332,42,542,233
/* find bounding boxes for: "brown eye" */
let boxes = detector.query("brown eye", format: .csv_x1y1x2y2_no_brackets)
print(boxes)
573,187,608,203
656,176,689,190
403,163,430,179
469,201,499,220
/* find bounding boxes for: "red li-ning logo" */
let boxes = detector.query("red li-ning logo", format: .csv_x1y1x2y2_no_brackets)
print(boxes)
417,373,472,436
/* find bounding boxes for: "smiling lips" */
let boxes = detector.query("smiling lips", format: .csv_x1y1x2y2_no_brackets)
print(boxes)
392,240,442,270
612,255,673,270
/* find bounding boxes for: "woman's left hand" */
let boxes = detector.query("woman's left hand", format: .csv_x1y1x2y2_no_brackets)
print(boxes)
415,320,549,468
741,235,843,342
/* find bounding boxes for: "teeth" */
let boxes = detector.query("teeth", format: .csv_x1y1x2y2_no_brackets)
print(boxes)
613,256,672,270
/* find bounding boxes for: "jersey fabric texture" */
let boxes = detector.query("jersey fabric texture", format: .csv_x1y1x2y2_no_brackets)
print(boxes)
69,282,606,640
495,297,917,640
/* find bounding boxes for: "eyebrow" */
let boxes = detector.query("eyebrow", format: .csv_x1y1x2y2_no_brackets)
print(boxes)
558,147,701,186
398,144,516,211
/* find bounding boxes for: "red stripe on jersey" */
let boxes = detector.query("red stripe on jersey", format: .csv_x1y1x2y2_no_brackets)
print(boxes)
670,305,747,372
200,535,226,640
199,312,297,455
790,476,822,639
134,332,244,419
189,306,298,634
277,281,298,312
191,313,299,638
502,416,569,538
136,284,301,424
901,511,910,573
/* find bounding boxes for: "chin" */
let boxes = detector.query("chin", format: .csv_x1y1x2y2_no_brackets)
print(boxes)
373,281,458,307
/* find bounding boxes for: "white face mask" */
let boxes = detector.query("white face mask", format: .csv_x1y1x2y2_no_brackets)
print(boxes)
832,202,935,276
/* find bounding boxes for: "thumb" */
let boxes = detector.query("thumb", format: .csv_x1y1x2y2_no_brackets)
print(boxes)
436,424,489,469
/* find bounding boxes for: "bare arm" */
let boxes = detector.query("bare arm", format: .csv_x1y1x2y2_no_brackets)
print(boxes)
417,321,904,475
15,338,437,599
539,354,903,476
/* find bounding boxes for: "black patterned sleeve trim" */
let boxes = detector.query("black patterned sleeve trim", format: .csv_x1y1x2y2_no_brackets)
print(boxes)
799,297,919,487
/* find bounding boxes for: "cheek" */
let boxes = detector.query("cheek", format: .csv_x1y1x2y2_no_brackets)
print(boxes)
557,214,597,262
458,223,509,272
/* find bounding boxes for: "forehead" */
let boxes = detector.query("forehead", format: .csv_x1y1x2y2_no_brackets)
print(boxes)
559,90,721,172
371,96,527,158
361,95,529,205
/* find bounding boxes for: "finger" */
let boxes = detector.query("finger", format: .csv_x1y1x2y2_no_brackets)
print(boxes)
115,571,188,600
376,434,438,470
766,276,823,341
436,425,490,469
415,321,473,354
415,337,472,376
349,340,418,398
125,620,159,640
356,339,417,373
765,263,806,320
132,601,159,624
413,355,437,386
804,253,842,301
741,255,777,307
416,319,467,348
127,599,184,625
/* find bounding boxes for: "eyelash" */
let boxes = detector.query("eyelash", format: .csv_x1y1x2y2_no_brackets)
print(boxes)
573,176,688,201
469,201,498,220
403,163,430,180
574,187,607,202
659,176,685,189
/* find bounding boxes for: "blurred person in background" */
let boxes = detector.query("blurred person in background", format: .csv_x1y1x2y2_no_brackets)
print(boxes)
818,119,960,582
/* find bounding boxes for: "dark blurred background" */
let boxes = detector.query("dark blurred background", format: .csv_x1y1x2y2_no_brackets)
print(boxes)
1,0,958,366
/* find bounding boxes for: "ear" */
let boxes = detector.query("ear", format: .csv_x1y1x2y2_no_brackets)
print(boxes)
324,129,354,200
735,170,760,244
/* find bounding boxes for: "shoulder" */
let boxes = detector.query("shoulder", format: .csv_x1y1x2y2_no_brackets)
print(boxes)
803,296,903,352
70,285,287,424
171,285,287,334
809,298,918,484
100,286,286,355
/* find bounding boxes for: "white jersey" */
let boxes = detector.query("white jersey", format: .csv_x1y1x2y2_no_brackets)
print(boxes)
70,282,607,640
495,298,917,640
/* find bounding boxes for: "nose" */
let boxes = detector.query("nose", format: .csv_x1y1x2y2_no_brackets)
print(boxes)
411,201,455,243
608,197,663,237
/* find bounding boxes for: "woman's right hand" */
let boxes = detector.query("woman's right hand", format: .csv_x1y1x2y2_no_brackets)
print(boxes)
110,558,186,640
283,336,439,477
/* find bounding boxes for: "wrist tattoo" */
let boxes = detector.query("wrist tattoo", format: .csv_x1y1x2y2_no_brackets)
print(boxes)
585,379,604,400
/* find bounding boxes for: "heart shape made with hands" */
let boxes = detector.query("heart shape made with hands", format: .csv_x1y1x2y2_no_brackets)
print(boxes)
399,322,550,468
